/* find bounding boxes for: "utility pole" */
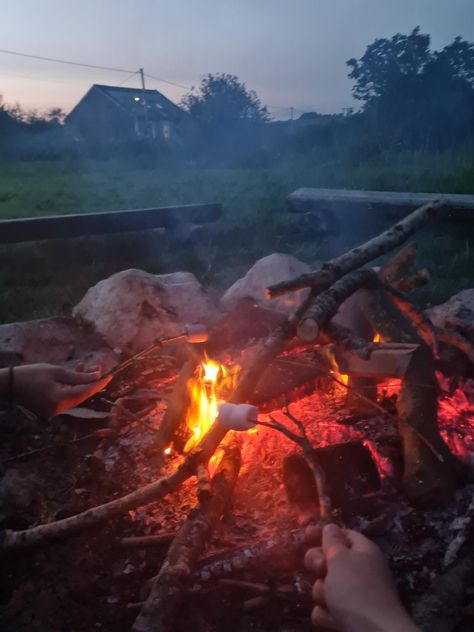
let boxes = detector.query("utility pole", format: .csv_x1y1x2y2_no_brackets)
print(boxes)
139,67,149,137
290,106,294,121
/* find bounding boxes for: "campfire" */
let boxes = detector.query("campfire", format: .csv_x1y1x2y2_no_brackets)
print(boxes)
3,200,474,632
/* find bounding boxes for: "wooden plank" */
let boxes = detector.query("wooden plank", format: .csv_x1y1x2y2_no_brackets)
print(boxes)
287,187,474,221
0,203,222,244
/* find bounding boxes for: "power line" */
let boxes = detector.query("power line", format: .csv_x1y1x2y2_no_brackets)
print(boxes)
0,47,136,74
118,70,140,87
0,47,191,92
144,73,190,91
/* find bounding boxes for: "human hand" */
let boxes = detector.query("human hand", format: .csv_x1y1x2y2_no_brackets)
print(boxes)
13,363,111,419
304,523,419,632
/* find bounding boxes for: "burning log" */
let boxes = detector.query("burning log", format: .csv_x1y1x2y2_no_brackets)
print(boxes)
154,360,196,455
359,287,471,504
132,439,241,632
1,420,228,551
196,464,211,503
384,285,439,355
266,201,447,299
378,244,418,284
392,268,430,293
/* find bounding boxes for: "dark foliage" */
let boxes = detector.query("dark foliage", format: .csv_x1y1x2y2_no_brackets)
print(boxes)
346,27,474,150
181,73,270,164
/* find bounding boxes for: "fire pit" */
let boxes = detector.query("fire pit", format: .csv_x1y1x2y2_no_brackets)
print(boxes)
2,200,474,632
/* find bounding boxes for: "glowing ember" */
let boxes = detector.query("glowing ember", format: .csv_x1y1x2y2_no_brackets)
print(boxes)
373,332,381,343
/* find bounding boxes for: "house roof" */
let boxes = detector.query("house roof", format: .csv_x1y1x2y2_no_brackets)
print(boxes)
66,83,184,122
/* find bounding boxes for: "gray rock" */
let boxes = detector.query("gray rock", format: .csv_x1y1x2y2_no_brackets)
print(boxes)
73,269,217,354
222,253,311,314
0,317,117,370
427,289,474,340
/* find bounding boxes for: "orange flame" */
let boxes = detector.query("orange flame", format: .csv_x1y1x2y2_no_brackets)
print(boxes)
183,357,237,453
373,332,381,343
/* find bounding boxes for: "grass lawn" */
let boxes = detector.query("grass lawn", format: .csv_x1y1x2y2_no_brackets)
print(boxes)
1,151,474,323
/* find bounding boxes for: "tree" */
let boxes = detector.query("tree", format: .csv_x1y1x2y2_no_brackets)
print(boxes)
346,28,474,150
347,27,431,105
181,73,269,162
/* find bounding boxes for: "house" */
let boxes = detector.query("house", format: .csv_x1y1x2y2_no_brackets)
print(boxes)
65,84,185,145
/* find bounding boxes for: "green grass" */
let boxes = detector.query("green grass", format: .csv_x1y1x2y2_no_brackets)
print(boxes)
1,151,474,323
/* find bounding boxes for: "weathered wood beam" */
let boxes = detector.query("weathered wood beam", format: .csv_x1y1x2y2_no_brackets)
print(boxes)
287,187,474,220
0,203,222,244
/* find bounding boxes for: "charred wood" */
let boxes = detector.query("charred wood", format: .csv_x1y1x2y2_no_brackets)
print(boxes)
357,287,470,504
154,360,195,455
193,528,308,583
378,244,418,284
132,440,241,632
321,322,371,359
413,549,474,632
118,533,177,548
297,269,379,343
392,268,430,293
384,285,439,355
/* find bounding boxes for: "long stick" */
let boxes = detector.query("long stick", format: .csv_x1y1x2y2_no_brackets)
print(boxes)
1,421,227,551
266,201,447,299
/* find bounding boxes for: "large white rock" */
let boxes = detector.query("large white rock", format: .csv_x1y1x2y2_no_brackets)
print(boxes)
73,269,216,354
222,253,311,313
427,289,474,340
0,317,117,370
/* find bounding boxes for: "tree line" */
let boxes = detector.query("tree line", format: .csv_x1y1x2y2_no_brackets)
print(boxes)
1,27,474,163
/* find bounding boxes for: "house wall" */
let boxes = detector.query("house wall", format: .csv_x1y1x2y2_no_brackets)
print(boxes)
66,89,135,144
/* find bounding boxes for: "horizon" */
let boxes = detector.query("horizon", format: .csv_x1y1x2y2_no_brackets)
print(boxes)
1,0,473,120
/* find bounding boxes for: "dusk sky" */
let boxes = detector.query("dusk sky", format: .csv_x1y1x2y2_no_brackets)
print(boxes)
1,0,473,119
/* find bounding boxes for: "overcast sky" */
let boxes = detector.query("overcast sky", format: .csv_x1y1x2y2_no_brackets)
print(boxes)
1,0,473,118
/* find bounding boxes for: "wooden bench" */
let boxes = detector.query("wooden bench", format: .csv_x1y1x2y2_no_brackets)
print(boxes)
287,188,474,222
0,203,222,244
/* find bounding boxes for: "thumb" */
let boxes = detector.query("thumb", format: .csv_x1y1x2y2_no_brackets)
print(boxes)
322,523,348,559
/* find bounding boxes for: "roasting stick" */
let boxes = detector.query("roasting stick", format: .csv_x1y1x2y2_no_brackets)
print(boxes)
256,407,333,523
108,324,208,379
